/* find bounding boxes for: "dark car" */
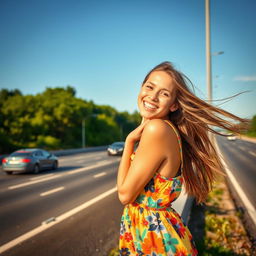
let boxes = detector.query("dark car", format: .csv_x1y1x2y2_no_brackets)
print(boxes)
2,149,58,175
107,142,125,156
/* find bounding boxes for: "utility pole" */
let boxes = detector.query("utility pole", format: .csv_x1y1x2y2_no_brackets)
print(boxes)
82,119,85,148
205,0,212,102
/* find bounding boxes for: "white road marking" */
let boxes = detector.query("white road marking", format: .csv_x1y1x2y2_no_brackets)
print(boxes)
30,174,54,180
76,160,87,163
248,151,256,157
214,138,256,227
40,187,65,197
238,146,246,151
7,159,118,190
61,156,104,164
65,160,116,175
59,153,106,162
93,172,106,178
8,174,61,190
0,187,117,254
8,159,118,190
94,156,104,160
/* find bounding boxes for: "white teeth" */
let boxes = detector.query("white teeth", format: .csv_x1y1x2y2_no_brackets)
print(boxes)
144,101,157,109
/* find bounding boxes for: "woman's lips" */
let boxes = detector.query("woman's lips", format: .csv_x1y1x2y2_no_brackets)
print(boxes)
143,101,158,111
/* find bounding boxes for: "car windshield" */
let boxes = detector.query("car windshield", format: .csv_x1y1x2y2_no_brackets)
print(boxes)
10,152,32,157
112,142,124,146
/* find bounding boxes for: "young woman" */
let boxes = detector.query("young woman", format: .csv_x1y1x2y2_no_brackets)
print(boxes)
117,61,246,256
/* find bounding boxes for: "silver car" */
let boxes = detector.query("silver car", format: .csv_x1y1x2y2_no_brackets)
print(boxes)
2,149,58,175
107,142,125,156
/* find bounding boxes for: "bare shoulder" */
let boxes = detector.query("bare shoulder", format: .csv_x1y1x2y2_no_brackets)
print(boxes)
143,119,177,142
143,119,173,138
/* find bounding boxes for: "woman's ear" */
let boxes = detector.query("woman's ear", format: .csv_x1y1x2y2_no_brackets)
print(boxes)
170,103,178,112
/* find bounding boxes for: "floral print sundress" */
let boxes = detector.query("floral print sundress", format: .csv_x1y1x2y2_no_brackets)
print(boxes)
119,120,198,256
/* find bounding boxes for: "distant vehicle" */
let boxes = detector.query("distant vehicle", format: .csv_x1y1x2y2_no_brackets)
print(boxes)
107,142,125,156
227,133,237,141
2,149,58,175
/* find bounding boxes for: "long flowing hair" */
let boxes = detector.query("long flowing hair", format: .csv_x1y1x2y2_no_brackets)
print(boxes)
142,61,248,203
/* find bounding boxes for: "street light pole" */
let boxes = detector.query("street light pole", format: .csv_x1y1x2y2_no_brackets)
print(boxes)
205,0,212,102
82,119,85,148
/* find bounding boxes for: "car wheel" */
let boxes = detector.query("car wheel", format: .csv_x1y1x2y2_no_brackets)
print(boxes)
5,171,13,175
52,161,58,170
34,164,40,174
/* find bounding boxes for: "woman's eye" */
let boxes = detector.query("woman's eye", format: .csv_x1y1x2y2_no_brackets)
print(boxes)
146,85,153,89
161,92,169,97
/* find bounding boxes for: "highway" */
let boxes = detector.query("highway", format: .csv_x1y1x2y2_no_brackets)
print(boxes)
0,137,255,255
0,151,123,256
216,136,256,208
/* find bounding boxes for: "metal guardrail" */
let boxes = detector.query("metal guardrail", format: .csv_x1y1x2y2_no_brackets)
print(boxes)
49,145,108,156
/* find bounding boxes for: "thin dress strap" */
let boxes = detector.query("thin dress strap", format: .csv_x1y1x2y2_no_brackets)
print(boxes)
163,120,183,172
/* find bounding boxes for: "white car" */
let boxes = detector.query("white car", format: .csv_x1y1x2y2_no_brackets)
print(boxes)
227,135,237,141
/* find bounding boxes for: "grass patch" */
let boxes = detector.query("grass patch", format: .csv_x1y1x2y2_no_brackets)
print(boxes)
191,177,252,255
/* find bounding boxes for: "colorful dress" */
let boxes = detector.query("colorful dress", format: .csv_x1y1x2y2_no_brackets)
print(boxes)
119,120,198,256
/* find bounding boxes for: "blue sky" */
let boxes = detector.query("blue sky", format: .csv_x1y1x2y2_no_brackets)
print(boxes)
0,0,255,118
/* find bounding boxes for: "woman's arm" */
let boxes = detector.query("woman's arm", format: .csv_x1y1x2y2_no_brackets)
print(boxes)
116,139,135,193
117,120,148,197
117,119,171,205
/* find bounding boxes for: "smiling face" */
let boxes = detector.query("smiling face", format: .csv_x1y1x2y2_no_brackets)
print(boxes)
138,71,178,120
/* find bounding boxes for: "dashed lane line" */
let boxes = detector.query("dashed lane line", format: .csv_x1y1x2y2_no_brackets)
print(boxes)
7,159,119,190
74,156,105,164
0,187,117,254
8,174,62,190
59,154,107,162
93,172,106,178
248,151,256,157
238,146,247,151
40,187,65,197
30,173,55,180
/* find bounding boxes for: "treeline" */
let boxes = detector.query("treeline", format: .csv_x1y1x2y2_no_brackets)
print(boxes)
245,115,256,137
0,86,141,154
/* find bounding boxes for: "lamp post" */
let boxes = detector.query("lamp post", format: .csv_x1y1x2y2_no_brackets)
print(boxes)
82,119,85,148
205,0,224,102
205,0,212,102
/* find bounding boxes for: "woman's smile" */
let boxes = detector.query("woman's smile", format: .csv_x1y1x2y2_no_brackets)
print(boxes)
138,71,177,120
143,101,158,111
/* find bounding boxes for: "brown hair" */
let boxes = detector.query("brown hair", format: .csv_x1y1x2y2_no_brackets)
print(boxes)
142,61,248,203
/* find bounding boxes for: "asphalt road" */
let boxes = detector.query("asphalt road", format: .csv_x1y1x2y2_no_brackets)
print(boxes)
0,151,124,256
1,137,255,255
216,135,256,208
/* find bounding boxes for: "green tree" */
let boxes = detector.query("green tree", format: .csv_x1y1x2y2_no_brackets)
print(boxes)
0,86,142,153
246,115,256,137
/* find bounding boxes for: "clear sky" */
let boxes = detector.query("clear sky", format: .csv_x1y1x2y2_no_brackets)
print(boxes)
0,0,255,118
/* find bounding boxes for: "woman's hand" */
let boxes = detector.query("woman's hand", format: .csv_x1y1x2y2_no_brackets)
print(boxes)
126,119,149,144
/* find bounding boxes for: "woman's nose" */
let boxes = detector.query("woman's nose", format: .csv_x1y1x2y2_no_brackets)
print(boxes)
149,91,159,101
